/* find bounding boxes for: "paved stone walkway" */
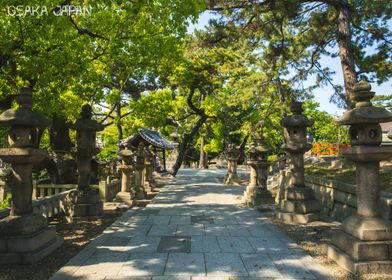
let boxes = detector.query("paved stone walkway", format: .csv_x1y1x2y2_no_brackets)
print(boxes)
51,169,332,280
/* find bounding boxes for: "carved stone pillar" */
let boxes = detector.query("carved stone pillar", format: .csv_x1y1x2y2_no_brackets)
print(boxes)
224,144,241,185
66,105,104,219
143,146,155,192
115,148,135,205
0,88,63,263
276,101,320,224
328,80,392,275
133,143,146,199
244,136,274,207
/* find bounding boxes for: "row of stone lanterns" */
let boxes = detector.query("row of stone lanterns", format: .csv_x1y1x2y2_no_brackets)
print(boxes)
116,141,158,206
241,80,392,275
0,88,160,263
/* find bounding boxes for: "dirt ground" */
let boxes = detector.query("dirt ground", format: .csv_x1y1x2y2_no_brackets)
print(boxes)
266,212,392,280
0,174,172,280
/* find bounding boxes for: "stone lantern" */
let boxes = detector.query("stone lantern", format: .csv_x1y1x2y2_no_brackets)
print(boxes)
133,143,146,199
116,147,135,205
66,104,104,219
144,145,156,192
244,136,274,207
276,101,320,224
224,143,241,185
328,81,392,275
0,88,63,263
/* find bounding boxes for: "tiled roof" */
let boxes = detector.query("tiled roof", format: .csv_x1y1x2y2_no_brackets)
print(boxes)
120,128,174,150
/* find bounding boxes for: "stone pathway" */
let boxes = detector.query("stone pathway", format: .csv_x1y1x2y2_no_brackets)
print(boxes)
50,169,332,280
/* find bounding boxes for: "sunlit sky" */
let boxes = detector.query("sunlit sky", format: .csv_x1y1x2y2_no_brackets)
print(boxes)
188,11,392,116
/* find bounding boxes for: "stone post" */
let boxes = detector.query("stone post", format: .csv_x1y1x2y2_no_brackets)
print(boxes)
143,146,155,192
133,143,146,199
276,101,320,224
167,131,180,171
66,105,104,220
0,88,63,264
244,136,274,207
327,81,392,275
115,148,135,205
224,144,241,185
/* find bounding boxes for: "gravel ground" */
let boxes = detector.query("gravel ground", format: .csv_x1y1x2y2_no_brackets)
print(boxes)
0,174,172,280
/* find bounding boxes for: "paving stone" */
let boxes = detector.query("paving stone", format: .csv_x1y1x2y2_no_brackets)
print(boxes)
217,237,254,253
205,253,248,276
240,254,283,278
114,215,149,225
247,225,275,238
247,237,290,253
95,236,133,253
169,216,191,225
191,236,221,253
127,236,161,253
205,225,229,236
191,215,214,224
176,224,205,236
153,276,190,280
164,253,205,276
213,217,238,225
148,225,177,236
114,225,152,237
191,277,229,280
159,208,191,216
157,236,191,253
106,277,152,280
72,252,128,279
226,225,252,237
118,253,168,276
269,254,317,279
145,216,171,225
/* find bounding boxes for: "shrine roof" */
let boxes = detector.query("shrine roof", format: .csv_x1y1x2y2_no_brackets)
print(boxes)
119,128,174,150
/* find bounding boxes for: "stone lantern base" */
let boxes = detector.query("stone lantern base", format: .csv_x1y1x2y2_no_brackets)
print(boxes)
243,186,275,207
224,173,242,185
65,188,103,222
0,213,63,264
276,186,320,224
115,191,135,206
327,215,392,275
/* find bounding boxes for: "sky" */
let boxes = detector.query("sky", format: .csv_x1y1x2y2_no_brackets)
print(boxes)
188,11,392,116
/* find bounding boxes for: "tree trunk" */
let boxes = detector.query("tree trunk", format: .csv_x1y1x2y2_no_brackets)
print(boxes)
199,137,207,169
115,103,123,144
170,116,207,176
238,134,249,165
336,2,357,109
50,115,73,151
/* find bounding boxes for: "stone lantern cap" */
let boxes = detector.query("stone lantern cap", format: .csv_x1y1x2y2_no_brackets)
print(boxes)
72,104,104,132
0,87,49,128
170,131,179,140
280,101,314,128
337,80,392,125
250,137,269,154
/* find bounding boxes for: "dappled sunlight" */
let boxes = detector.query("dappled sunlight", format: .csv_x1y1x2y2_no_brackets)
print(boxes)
49,169,331,279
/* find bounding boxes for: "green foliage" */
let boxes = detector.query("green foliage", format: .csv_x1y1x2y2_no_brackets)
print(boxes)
0,194,11,210
303,100,349,143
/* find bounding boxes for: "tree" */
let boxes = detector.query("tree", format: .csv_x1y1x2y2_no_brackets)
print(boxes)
0,0,204,127
206,0,392,109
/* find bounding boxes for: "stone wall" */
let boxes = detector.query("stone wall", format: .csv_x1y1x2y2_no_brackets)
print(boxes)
268,169,392,222
305,175,392,222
